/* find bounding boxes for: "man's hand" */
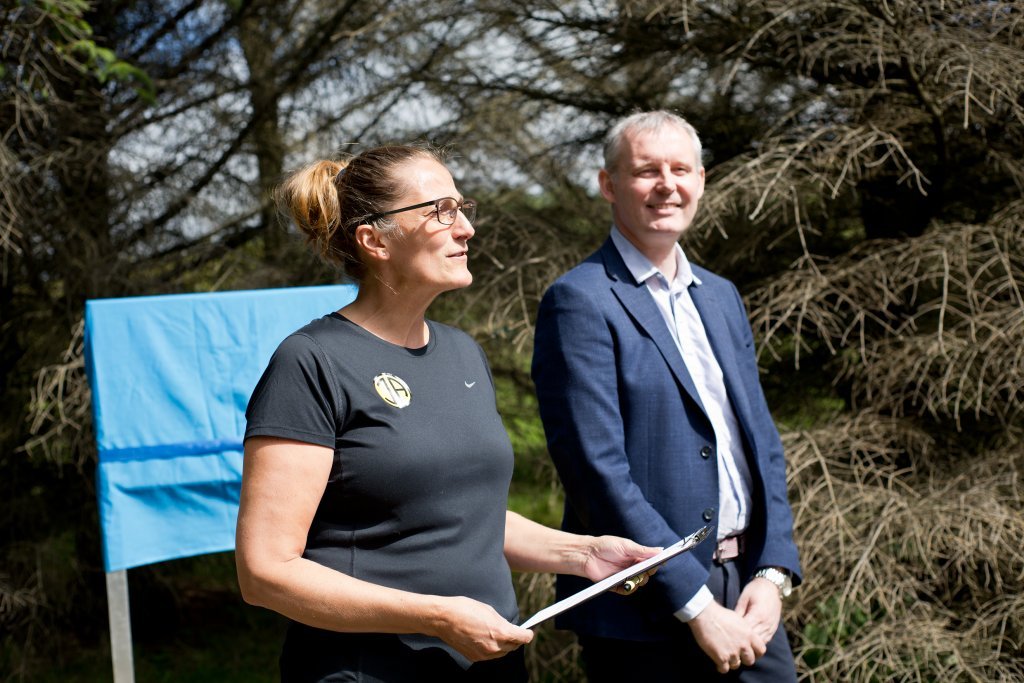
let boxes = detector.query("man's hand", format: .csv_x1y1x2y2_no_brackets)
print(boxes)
736,576,783,642
687,601,767,673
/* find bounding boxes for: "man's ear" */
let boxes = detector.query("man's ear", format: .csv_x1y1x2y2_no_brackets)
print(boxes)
598,168,616,203
353,223,389,262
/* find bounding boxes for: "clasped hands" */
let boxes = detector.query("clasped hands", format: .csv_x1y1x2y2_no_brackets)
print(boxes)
689,578,782,673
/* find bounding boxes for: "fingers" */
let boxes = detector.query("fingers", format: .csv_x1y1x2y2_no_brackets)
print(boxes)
634,542,663,558
583,536,663,583
437,596,534,662
720,645,758,673
465,625,533,661
613,536,661,556
690,602,768,673
751,620,777,643
727,634,767,671
477,626,533,660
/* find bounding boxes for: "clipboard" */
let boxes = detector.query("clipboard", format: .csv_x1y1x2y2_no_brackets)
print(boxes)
520,525,712,629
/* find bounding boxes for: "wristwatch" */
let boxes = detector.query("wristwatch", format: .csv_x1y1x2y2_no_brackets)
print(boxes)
753,567,793,599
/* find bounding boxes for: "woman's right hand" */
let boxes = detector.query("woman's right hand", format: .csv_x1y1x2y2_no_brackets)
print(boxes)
430,596,534,662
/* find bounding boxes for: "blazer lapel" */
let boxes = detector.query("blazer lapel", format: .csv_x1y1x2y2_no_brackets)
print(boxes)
599,240,708,417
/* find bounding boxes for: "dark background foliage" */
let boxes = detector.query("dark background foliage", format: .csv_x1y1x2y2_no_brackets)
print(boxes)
2,1,1022,680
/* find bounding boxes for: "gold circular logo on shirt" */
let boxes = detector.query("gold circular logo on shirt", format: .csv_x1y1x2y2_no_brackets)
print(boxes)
373,373,411,408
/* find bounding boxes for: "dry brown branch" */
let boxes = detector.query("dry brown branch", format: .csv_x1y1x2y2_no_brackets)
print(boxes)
719,1,1024,130
854,305,1024,426
0,571,41,622
697,123,928,243
443,192,600,354
783,412,1024,680
22,318,93,467
621,0,697,29
749,206,1024,424
514,570,585,682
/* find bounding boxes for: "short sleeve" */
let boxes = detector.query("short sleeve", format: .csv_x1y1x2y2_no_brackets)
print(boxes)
244,333,339,448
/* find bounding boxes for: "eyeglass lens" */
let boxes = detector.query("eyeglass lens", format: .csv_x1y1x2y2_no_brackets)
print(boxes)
438,198,476,225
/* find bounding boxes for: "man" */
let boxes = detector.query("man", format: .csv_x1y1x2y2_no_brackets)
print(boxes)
532,111,801,681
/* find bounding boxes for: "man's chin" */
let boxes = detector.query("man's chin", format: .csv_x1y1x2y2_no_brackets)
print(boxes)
646,220,689,238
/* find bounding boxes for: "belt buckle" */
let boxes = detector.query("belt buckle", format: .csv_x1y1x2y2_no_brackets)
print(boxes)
713,534,744,562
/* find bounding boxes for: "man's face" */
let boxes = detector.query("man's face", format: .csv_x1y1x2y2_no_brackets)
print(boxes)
598,125,705,255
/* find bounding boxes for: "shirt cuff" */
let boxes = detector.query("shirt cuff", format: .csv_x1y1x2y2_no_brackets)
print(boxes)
673,586,714,623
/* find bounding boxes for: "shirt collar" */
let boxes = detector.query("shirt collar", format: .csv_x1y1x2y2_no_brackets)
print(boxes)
609,224,702,289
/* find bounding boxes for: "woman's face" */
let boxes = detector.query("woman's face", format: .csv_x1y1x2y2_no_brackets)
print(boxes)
378,157,475,297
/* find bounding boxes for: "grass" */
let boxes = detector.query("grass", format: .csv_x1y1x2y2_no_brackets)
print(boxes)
21,554,286,682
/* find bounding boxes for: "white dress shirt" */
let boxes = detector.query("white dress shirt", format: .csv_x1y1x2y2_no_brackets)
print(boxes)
610,226,754,621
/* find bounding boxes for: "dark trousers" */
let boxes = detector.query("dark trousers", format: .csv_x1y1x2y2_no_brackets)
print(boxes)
579,560,798,682
280,626,528,682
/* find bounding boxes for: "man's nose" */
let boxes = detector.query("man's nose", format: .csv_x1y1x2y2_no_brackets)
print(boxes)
653,169,674,191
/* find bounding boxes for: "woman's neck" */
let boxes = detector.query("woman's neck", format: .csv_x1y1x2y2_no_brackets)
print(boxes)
339,279,433,348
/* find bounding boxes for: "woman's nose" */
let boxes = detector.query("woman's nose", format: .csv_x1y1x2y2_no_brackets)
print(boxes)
452,209,475,238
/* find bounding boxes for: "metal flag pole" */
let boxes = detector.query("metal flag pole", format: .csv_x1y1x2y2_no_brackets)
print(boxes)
105,570,135,682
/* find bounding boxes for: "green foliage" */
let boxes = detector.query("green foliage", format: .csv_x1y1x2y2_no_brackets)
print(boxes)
37,0,92,33
800,595,874,671
494,371,565,529
5,1,156,104
63,39,155,102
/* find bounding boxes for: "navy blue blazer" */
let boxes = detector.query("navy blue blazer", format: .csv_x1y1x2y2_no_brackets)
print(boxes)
532,237,801,641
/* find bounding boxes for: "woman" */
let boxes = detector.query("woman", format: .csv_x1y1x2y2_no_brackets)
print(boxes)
235,143,657,682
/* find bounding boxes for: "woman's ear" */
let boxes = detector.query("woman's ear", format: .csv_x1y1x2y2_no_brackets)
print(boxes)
353,223,389,262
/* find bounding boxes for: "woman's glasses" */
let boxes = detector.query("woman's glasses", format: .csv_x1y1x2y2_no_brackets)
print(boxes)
367,197,476,226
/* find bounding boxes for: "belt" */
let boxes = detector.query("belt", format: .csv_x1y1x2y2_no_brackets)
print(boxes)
713,533,746,562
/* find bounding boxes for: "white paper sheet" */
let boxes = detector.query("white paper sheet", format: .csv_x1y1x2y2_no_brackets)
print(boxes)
520,525,712,629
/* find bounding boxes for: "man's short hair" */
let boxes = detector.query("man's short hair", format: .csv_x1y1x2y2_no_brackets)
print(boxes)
603,110,703,173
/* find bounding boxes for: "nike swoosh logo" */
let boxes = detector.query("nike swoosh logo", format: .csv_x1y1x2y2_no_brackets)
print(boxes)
464,381,476,388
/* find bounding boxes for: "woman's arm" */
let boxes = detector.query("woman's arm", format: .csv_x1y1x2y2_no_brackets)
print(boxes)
235,436,532,660
503,510,660,582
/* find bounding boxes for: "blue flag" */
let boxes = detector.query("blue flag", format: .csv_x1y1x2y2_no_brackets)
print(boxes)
84,284,357,572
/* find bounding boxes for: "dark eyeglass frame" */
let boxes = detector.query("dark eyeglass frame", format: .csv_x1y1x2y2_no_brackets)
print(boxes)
364,196,476,226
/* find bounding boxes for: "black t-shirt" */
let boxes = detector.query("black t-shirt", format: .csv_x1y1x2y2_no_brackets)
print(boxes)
245,313,520,679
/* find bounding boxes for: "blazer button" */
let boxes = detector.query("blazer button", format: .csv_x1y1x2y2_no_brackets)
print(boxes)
702,507,715,522
700,445,712,459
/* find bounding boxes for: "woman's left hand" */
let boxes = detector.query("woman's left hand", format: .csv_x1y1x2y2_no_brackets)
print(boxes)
502,512,661,594
579,536,661,591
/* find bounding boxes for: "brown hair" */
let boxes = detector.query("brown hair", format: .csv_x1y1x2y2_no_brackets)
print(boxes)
276,144,443,282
